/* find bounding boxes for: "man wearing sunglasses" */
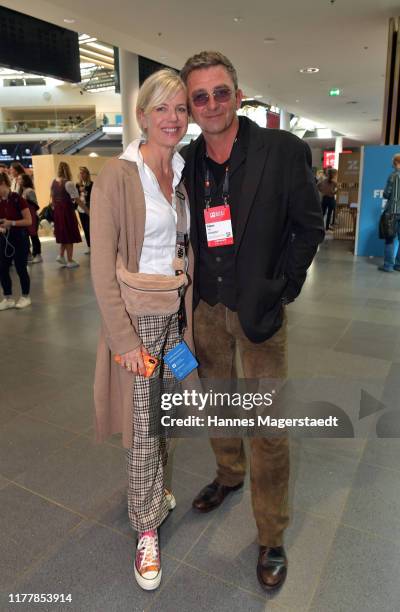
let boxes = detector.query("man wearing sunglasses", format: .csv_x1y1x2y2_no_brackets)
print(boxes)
180,51,324,592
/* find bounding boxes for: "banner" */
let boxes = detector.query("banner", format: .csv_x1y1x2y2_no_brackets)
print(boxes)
356,145,400,256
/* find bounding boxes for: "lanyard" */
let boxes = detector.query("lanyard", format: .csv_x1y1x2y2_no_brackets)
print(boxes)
204,160,230,208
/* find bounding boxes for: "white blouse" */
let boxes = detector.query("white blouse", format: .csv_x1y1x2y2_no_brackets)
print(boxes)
119,139,189,276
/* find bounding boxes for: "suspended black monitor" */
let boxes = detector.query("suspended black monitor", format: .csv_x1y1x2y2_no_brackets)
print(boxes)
0,7,81,83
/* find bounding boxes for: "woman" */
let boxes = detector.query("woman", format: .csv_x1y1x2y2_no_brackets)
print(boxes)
18,173,42,264
51,162,81,268
9,161,25,193
0,171,32,310
379,153,400,272
91,69,193,591
318,167,338,231
76,166,92,253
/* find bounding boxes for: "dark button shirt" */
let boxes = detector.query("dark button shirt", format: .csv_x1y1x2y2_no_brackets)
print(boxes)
194,116,249,309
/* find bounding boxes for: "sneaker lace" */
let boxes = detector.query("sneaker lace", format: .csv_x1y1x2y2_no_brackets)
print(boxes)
137,533,159,572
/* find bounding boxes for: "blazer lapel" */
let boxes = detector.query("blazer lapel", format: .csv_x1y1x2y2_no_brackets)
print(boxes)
183,138,202,259
121,160,146,269
234,125,270,254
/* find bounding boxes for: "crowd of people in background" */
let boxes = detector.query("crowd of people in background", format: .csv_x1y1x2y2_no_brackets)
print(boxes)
0,145,397,314
0,159,91,310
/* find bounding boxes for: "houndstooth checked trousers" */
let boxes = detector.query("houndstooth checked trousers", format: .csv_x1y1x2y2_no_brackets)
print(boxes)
127,313,180,532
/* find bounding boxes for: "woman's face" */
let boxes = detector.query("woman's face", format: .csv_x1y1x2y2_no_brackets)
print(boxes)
394,160,400,170
141,88,188,148
79,169,89,182
9,167,17,178
0,182,10,198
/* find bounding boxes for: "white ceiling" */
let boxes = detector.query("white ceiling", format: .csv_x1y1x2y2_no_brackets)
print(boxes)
3,0,399,143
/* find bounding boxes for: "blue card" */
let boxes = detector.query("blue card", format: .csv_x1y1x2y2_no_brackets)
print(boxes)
164,341,198,381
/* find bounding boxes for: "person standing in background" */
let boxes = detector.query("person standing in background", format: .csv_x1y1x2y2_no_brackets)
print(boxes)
9,162,25,193
0,171,32,310
76,166,92,254
318,167,337,232
18,173,42,264
51,162,81,268
379,153,400,272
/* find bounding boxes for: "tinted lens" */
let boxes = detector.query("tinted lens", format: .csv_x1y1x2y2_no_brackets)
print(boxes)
192,92,209,107
213,87,232,102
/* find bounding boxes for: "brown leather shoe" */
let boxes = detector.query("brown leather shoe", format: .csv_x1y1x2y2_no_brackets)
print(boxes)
192,479,244,513
257,546,287,591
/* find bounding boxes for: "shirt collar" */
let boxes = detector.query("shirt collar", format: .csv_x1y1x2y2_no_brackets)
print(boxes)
119,138,185,187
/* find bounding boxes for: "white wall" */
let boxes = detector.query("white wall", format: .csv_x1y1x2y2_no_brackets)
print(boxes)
1,82,121,115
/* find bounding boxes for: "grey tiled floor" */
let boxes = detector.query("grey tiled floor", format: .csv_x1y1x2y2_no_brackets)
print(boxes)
1,238,400,612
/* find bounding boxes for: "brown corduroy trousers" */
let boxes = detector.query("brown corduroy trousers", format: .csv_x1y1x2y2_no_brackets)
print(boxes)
194,300,290,547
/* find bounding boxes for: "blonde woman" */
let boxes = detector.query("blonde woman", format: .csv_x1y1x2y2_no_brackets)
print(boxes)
50,161,82,268
91,69,193,591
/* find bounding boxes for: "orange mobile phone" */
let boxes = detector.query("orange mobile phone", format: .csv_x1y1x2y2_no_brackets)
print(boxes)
113,353,159,377
143,354,159,377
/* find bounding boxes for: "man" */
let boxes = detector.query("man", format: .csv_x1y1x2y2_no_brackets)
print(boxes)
180,51,324,591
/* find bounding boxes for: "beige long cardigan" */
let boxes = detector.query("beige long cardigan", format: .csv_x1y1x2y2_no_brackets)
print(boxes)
90,157,194,449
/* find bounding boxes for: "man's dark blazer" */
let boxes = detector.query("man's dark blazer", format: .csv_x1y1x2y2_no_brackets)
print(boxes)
181,117,325,343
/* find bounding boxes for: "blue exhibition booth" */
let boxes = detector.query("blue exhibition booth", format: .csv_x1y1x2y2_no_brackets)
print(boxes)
356,145,400,256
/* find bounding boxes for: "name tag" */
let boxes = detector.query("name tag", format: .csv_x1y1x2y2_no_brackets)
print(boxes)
164,341,198,381
204,204,234,248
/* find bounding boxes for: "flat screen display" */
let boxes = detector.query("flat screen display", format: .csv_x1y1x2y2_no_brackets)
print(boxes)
0,7,81,83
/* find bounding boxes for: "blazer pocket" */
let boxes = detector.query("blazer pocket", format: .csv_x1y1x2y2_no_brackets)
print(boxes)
238,277,288,343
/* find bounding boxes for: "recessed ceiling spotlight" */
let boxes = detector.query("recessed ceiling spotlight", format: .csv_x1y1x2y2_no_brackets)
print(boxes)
295,99,300,103
233,17,243,23
254,94,263,99
63,18,75,23
300,67,320,74
346,101,358,104
264,37,276,43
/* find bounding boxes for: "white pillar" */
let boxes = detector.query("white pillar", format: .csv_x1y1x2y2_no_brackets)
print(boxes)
280,109,290,131
119,49,141,149
334,136,343,170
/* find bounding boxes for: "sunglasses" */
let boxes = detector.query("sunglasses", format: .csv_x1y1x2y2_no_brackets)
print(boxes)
191,86,233,107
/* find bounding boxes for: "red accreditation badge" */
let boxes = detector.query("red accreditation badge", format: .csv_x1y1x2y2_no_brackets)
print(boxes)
203,204,234,248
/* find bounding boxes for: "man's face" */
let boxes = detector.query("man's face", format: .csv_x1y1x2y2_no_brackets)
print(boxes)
186,66,242,137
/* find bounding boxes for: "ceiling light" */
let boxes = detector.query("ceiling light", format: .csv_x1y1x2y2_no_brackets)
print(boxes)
254,95,263,99
233,17,243,22
63,18,75,24
89,152,98,157
295,99,300,103
346,100,358,104
263,37,276,43
300,67,320,74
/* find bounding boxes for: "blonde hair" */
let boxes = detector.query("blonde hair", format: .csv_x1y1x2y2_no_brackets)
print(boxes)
57,161,72,181
136,68,186,133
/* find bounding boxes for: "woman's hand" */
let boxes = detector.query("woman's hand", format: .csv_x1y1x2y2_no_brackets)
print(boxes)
1,219,12,229
118,345,150,376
